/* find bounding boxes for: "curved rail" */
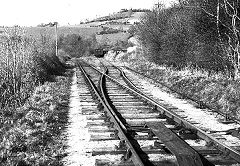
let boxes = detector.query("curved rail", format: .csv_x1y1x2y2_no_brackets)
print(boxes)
78,62,147,166
125,66,240,124
86,61,240,163
119,67,240,163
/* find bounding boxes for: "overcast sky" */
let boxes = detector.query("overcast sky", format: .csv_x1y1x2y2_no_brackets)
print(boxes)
0,0,176,26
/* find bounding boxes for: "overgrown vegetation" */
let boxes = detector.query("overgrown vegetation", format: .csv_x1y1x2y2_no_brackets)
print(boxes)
136,0,240,79
0,27,66,109
0,26,73,165
0,73,72,165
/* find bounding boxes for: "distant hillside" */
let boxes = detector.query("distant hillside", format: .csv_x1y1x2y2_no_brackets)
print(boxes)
83,9,149,24
75,9,148,48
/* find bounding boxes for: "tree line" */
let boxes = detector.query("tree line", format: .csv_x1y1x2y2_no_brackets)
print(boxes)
58,34,97,57
136,0,240,79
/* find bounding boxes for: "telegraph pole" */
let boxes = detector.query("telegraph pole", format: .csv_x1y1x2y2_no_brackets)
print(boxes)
54,22,58,57
155,1,161,9
155,1,161,24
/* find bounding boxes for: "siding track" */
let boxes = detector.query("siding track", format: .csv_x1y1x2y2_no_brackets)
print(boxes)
76,59,240,166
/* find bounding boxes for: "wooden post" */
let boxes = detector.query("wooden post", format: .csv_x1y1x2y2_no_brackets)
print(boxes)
54,22,58,56
155,1,161,24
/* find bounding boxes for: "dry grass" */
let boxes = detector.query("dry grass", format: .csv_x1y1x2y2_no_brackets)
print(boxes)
0,71,73,165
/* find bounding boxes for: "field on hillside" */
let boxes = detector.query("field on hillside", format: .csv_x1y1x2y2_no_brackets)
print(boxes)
22,26,102,39
0,26,102,42
80,11,144,30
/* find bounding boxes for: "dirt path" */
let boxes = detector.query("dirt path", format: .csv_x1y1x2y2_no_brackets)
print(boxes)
63,69,94,165
62,69,121,166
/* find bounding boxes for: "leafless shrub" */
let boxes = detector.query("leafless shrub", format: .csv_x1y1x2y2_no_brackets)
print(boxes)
0,27,65,109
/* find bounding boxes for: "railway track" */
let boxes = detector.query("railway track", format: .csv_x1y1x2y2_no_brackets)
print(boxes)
123,66,240,125
76,59,240,166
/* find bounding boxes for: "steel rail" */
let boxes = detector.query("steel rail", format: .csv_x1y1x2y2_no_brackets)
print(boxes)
105,59,240,125
78,62,147,166
86,62,240,163
125,66,240,125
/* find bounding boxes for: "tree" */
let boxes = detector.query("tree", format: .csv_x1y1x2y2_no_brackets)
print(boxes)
127,8,133,18
218,0,240,79
136,3,197,67
58,34,96,57
182,0,240,79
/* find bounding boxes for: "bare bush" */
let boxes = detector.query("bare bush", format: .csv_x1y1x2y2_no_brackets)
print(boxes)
0,27,65,109
136,1,240,78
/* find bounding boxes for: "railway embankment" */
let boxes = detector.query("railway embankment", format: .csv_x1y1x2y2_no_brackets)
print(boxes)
104,49,240,121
